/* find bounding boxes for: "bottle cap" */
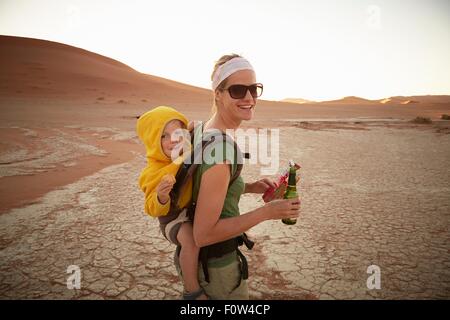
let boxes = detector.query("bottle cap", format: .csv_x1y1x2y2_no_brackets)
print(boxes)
288,159,295,167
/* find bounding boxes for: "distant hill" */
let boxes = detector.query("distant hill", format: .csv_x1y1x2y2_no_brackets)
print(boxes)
281,98,315,104
0,35,212,105
0,35,309,117
284,95,450,106
379,95,450,104
1,35,449,121
318,96,378,105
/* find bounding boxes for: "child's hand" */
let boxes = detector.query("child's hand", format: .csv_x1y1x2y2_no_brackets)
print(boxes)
157,174,176,204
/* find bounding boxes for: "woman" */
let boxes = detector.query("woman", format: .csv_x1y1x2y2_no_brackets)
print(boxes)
179,54,301,300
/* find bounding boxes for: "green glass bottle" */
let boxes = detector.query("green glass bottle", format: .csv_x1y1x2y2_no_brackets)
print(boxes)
282,165,298,225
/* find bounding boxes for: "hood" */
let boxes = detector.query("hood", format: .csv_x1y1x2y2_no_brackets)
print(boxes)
136,106,189,162
137,106,190,199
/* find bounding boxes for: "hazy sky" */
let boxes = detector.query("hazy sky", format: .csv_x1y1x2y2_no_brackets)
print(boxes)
1,0,449,101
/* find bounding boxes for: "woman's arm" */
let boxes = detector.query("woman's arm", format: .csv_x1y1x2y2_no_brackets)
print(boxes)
193,164,300,247
244,178,277,194
244,162,301,194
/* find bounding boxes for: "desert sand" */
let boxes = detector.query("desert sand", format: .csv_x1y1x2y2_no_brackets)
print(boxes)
0,36,449,299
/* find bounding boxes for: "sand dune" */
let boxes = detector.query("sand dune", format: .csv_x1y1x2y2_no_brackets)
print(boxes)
380,97,420,105
2,35,449,124
317,96,379,105
0,36,449,300
387,95,450,104
281,98,315,104
0,35,211,104
288,95,450,107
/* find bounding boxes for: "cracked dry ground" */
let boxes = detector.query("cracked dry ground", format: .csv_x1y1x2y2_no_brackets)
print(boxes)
0,126,449,299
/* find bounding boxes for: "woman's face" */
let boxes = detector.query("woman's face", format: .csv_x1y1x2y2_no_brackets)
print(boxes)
215,69,258,122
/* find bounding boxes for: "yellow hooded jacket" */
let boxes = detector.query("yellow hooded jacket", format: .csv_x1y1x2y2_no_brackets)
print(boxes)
137,106,192,217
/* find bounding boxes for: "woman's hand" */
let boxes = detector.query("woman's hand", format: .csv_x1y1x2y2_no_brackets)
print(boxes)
262,197,301,221
245,178,278,194
156,175,176,204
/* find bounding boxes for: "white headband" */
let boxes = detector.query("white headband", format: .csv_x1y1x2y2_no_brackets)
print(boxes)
212,57,254,91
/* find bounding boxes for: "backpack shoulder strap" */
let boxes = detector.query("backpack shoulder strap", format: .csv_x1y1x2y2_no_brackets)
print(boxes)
172,123,244,208
227,136,243,186
169,121,204,208
203,129,243,186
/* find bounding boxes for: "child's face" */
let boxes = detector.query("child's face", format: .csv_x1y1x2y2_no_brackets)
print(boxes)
161,120,185,158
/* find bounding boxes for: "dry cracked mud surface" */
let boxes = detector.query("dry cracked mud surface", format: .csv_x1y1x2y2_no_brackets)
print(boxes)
0,125,449,299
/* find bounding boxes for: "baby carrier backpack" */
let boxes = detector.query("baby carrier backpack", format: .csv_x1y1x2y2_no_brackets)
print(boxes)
158,121,254,284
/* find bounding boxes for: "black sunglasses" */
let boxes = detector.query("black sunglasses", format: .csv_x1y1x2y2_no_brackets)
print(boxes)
222,83,263,99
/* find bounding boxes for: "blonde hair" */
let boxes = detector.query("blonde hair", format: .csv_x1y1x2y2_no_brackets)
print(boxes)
210,53,242,115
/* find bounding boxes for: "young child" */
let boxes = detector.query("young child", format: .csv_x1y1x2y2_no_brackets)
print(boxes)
137,106,207,300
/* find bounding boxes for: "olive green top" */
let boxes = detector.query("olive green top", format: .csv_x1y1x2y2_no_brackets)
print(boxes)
192,124,245,219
